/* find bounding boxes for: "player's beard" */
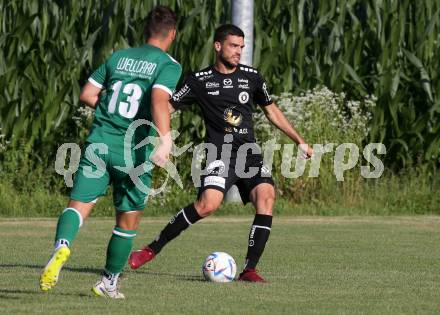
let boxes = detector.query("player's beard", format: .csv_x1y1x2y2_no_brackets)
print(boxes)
219,52,238,70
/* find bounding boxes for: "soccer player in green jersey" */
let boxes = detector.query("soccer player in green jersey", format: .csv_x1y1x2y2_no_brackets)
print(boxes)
39,6,182,299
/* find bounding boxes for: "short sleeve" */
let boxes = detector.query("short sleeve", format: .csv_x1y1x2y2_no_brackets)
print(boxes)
170,75,198,111
88,62,107,89
253,73,273,106
153,62,182,96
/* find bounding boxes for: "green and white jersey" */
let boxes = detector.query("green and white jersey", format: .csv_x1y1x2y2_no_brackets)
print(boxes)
87,44,182,145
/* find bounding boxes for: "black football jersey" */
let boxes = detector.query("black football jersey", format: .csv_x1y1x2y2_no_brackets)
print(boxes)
170,64,273,152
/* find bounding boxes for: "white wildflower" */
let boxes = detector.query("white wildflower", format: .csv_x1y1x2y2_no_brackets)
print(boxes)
256,86,375,146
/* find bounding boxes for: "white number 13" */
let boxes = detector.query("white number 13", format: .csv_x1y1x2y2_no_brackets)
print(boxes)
108,81,142,118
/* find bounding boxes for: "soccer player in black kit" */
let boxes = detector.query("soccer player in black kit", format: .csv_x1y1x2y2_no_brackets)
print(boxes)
129,24,313,282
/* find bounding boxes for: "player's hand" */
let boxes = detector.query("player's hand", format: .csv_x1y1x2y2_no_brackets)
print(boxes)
299,144,314,160
151,141,172,167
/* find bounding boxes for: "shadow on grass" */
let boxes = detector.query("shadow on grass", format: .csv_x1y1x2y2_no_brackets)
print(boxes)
0,293,20,299
1,263,205,282
131,270,205,282
0,288,94,298
0,263,101,275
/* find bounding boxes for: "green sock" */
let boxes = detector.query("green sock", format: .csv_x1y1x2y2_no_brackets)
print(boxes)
105,227,137,274
55,208,83,247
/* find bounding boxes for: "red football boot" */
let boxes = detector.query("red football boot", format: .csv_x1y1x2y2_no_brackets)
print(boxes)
238,268,267,283
128,246,156,270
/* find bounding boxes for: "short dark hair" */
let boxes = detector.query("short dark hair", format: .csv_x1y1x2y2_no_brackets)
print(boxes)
144,5,177,40
213,24,244,43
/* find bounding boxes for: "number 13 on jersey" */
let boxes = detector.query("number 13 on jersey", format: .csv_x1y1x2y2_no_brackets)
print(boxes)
108,80,143,119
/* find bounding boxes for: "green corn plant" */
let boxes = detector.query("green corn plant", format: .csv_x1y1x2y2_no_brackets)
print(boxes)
0,0,438,173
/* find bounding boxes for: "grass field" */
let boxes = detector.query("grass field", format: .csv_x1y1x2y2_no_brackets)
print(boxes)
1,216,439,314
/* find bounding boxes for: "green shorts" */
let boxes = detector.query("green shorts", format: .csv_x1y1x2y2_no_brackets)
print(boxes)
70,142,153,211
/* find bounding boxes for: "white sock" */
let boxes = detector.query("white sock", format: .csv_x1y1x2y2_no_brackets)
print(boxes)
54,239,69,250
102,271,119,290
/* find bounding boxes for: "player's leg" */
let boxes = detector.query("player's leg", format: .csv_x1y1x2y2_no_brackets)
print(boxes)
92,210,142,299
54,200,95,248
129,156,233,269
40,148,109,291
239,182,275,282
151,188,224,252
129,188,224,269
233,153,275,282
40,200,96,291
92,159,152,298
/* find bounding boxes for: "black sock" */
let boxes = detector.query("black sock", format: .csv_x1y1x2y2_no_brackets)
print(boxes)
244,214,272,270
149,204,202,254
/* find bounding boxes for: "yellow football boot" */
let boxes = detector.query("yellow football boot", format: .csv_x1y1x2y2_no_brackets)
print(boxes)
40,246,71,291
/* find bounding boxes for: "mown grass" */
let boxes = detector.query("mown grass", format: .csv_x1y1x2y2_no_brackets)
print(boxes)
0,217,439,314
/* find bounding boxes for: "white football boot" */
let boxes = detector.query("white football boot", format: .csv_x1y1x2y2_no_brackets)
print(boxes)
92,272,125,299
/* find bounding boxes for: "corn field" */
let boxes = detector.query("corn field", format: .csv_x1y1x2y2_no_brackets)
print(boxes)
0,0,439,168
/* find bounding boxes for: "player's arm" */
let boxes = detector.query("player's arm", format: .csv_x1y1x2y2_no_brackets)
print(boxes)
169,77,198,114
81,59,108,109
151,88,173,167
168,101,176,114
254,73,313,158
150,61,183,166
151,74,197,167
260,103,313,158
79,82,102,109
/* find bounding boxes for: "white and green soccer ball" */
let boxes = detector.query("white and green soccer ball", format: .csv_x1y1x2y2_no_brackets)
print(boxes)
202,252,237,282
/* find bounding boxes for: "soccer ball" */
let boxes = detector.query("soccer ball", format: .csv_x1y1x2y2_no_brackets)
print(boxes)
202,252,237,282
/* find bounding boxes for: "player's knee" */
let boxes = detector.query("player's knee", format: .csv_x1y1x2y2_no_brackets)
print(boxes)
195,200,220,217
257,194,275,215
116,211,142,230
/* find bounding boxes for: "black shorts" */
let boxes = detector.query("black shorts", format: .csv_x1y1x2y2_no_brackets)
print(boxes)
198,154,275,204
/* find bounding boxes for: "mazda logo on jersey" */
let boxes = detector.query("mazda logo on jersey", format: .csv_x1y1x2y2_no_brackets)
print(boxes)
223,78,233,88
238,91,249,104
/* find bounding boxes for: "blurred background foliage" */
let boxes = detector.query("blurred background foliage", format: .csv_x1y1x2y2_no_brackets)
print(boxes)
1,0,439,167
0,0,439,215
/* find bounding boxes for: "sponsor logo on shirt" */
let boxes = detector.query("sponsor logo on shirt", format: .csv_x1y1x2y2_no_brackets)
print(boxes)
223,78,233,89
206,82,220,89
198,75,214,81
116,57,157,77
223,106,242,126
238,84,250,90
238,78,249,83
207,90,220,96
172,84,190,101
262,82,272,102
204,176,226,189
238,91,249,104
206,160,226,175
225,127,248,134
